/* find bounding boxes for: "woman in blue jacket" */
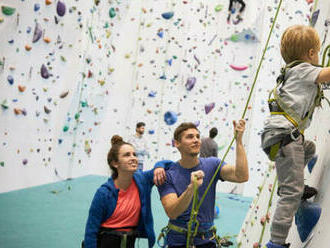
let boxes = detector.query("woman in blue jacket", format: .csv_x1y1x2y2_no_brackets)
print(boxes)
84,135,168,248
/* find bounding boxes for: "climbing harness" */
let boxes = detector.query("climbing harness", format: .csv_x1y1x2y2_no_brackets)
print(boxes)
266,45,330,161
157,222,222,248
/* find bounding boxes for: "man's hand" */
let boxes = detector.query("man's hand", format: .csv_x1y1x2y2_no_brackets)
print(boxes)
233,119,246,142
154,168,166,186
190,170,205,187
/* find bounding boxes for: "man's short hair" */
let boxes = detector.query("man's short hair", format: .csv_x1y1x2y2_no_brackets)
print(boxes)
136,122,145,128
209,127,218,139
280,25,320,64
174,122,199,141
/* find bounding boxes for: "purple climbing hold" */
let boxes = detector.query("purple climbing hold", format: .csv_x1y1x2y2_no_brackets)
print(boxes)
32,23,43,43
22,159,28,165
185,77,196,91
41,64,50,79
161,12,174,20
310,9,320,27
57,1,66,17
194,120,200,127
205,102,215,114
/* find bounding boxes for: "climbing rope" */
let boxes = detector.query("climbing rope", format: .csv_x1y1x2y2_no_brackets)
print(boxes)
185,0,284,247
258,176,278,245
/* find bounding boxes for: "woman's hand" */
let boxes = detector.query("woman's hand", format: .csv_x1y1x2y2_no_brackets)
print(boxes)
154,168,166,186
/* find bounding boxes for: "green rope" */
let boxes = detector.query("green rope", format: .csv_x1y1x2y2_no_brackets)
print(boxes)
187,177,199,248
321,45,330,67
258,177,278,245
185,0,283,246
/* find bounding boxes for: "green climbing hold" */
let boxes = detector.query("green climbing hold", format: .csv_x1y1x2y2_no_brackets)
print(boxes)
1,99,9,109
215,4,223,12
230,34,239,42
109,7,116,18
63,125,69,132
2,6,16,16
81,101,88,107
0,161,4,167
74,113,80,120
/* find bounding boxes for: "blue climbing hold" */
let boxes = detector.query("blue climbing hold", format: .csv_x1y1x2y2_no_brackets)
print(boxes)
7,75,14,85
307,155,317,173
148,130,155,135
161,12,174,20
148,91,157,97
157,30,164,38
164,111,178,125
214,205,220,218
34,3,40,12
295,201,321,242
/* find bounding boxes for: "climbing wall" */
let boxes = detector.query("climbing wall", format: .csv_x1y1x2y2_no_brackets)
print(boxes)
0,0,264,194
237,0,330,247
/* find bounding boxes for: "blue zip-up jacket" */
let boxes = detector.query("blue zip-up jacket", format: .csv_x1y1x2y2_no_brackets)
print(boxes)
84,161,173,248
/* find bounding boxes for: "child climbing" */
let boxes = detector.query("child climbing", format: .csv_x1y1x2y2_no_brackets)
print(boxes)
227,0,246,24
261,25,330,248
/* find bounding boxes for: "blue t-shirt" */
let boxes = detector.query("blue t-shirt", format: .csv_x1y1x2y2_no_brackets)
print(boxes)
157,157,225,246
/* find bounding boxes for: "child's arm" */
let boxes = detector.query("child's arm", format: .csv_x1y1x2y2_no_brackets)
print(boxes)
316,67,330,83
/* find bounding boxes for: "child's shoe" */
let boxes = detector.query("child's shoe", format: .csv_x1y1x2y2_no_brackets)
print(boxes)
265,241,290,248
301,185,318,200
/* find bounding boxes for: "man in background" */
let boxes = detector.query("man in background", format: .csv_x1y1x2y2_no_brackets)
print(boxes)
128,122,149,171
200,127,218,158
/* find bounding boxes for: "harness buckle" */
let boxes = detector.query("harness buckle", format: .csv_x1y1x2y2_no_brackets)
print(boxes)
290,129,300,141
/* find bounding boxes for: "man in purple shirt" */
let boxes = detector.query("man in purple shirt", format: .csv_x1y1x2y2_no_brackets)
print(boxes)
157,120,249,248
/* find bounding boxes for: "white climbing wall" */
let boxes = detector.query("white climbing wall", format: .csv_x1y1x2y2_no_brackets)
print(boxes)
237,0,330,247
0,0,262,194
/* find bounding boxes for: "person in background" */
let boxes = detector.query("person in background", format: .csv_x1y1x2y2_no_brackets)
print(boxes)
128,122,149,171
200,127,219,158
227,0,246,24
84,135,169,248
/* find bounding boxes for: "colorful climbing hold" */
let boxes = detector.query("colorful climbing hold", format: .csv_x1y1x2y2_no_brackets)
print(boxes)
1,6,16,16
164,111,178,125
32,23,43,43
295,201,321,242
109,8,116,18
214,4,223,12
7,75,14,85
161,12,174,20
185,77,196,91
34,3,41,12
41,64,50,79
63,125,69,132
205,102,215,114
230,64,248,71
56,1,66,17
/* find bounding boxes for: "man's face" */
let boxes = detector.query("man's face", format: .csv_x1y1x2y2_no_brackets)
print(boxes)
136,126,145,135
175,128,201,157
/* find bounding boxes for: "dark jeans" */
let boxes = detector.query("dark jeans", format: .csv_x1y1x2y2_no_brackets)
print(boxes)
169,242,216,248
98,233,136,248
